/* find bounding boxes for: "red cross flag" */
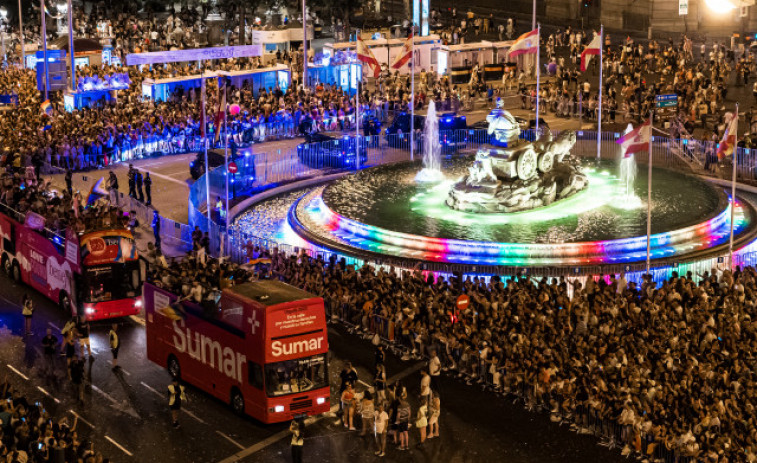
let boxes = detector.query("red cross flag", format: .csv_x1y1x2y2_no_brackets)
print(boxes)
357,36,381,78
391,33,414,69
580,34,602,72
616,118,652,157
717,109,738,160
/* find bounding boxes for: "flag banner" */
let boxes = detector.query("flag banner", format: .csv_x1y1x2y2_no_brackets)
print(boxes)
717,110,738,160
509,29,539,58
214,79,227,143
391,34,414,69
581,34,602,72
40,100,52,117
617,118,652,157
357,36,381,78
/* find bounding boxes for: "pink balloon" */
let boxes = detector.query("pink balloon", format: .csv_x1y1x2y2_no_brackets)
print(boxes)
229,104,241,115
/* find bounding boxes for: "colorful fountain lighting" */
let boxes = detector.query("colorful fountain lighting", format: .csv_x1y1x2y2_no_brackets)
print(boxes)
294,190,750,267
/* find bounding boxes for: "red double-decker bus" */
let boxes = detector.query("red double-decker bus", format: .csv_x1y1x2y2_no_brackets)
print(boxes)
143,280,331,423
0,206,142,320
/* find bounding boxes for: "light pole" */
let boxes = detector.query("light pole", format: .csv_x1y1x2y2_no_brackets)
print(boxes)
40,0,50,100
17,0,24,67
55,2,64,34
67,0,74,90
0,8,7,65
532,0,536,29
302,0,308,88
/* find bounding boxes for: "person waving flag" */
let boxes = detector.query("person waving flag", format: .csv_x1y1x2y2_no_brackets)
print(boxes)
717,109,738,160
357,36,381,78
580,33,602,72
40,99,52,117
508,29,539,57
616,117,652,157
391,33,414,69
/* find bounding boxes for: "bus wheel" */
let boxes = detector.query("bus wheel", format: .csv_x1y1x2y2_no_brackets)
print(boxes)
167,355,181,379
11,262,21,283
230,388,245,416
59,292,71,314
1,255,9,275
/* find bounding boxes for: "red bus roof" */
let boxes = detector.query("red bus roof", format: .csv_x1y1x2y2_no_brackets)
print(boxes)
228,280,318,308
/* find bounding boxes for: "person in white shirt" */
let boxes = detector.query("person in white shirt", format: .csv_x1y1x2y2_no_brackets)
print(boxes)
190,280,203,303
428,350,441,392
420,370,431,401
374,402,389,457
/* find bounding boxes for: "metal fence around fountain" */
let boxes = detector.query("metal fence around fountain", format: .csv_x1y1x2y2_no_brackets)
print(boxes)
189,127,757,280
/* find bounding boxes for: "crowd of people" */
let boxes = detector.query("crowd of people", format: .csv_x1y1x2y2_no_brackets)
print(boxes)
143,238,757,462
0,161,137,237
527,31,755,144
0,373,112,462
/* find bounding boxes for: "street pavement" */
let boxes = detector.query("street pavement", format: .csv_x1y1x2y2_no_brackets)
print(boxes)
0,269,627,463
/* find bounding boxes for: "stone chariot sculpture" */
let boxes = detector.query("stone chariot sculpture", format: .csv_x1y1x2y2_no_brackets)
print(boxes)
446,100,588,213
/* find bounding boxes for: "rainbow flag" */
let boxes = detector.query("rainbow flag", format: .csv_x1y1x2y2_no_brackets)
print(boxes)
40,100,52,117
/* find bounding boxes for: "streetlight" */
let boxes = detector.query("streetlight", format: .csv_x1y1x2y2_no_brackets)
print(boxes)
704,0,738,11
18,0,25,67
0,8,7,65
57,0,75,91
56,2,66,34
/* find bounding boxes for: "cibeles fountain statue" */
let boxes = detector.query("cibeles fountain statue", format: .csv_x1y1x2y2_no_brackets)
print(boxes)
446,100,588,213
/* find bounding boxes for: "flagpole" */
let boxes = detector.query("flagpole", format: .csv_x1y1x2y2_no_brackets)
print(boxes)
410,31,415,162
646,111,653,273
729,103,739,268
202,64,211,227
223,77,229,260
40,0,49,100
356,29,361,171
535,24,540,134
597,25,603,161
18,0,24,67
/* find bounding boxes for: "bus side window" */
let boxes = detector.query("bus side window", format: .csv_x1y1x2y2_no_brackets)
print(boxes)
3,224,14,254
248,361,264,390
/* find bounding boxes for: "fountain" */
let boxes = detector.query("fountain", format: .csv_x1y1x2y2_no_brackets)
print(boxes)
414,101,445,183
618,123,642,209
234,100,757,271
446,101,588,213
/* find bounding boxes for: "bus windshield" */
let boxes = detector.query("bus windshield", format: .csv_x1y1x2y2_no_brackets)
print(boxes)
83,261,141,303
265,354,328,397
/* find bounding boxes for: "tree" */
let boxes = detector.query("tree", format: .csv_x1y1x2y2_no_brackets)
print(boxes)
219,0,268,45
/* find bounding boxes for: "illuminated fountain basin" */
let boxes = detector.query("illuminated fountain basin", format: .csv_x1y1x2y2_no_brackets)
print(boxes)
283,159,755,267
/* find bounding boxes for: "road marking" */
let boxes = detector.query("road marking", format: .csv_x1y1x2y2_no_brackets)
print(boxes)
216,431,245,450
216,404,338,463
138,156,194,168
183,409,207,424
0,293,18,306
115,366,131,376
166,170,189,177
140,381,163,397
37,387,60,403
140,168,189,187
48,322,61,332
105,436,133,456
129,315,145,326
69,410,95,429
7,364,29,380
92,384,119,405
140,382,206,424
